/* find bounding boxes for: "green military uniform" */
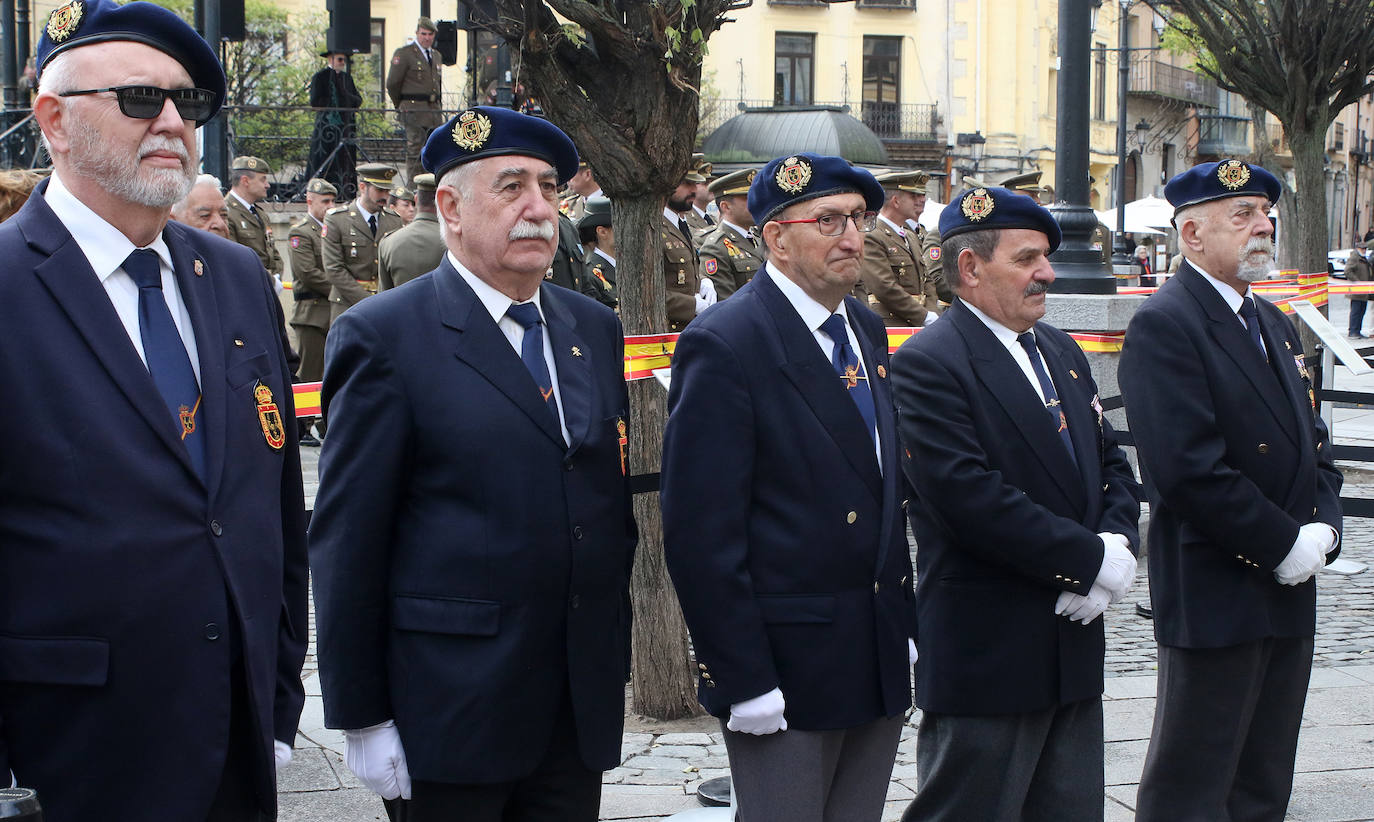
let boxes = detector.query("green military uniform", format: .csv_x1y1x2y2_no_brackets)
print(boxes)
581,252,617,310
698,168,762,300
287,177,338,441
914,222,952,305
662,213,699,331
379,174,444,290
683,206,712,240
223,157,282,277
322,164,404,321
859,215,934,326
386,20,443,183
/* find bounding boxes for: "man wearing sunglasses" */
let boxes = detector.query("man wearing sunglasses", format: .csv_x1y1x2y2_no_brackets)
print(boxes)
663,153,916,822
0,2,308,821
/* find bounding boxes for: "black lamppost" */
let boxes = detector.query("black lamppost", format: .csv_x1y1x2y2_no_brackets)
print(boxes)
1047,0,1117,293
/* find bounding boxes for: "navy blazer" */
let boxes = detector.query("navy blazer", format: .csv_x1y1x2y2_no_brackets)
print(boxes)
310,259,637,782
891,300,1140,715
662,271,915,731
1119,262,1342,648
0,181,308,822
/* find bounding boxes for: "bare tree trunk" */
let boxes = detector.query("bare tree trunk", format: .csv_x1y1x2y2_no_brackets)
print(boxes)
617,192,702,719
1286,127,1331,353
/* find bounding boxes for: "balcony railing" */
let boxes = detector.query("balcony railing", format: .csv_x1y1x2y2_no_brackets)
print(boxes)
1196,114,1251,158
699,99,940,142
1128,59,1217,106
856,0,916,9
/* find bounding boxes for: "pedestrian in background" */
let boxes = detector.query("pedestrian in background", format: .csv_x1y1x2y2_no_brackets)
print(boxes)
1345,240,1371,339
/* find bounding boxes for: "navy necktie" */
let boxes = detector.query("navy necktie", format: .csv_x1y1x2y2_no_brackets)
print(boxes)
1239,296,1266,359
506,302,562,425
125,249,205,479
819,313,877,446
677,216,693,247
1016,331,1076,464
367,212,377,237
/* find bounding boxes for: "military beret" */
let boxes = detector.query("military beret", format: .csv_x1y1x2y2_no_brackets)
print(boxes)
230,156,270,174
709,168,755,197
416,16,437,32
305,177,337,196
747,153,885,225
939,186,1062,253
1165,159,1281,216
422,106,579,185
37,0,226,122
578,197,612,231
412,173,436,192
389,185,414,203
356,162,398,190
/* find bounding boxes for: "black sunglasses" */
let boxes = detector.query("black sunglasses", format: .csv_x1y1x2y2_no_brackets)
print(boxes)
58,85,216,124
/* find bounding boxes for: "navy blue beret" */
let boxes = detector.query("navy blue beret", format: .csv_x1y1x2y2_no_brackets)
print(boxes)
423,106,579,185
747,153,885,225
1165,159,1281,215
939,186,1062,253
37,0,225,121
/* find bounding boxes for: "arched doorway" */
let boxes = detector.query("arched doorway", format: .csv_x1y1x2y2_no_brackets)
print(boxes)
1124,151,1141,203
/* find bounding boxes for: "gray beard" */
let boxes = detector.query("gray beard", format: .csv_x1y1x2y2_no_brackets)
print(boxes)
66,115,195,208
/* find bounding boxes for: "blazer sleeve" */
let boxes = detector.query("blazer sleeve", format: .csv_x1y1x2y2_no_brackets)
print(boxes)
310,310,415,728
1119,305,1316,569
891,341,1104,593
661,325,780,707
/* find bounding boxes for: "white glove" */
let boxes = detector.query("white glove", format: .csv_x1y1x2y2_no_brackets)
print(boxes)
694,294,710,314
1274,523,1336,585
274,739,292,770
344,719,412,800
727,687,788,735
1055,583,1111,624
907,638,919,666
1094,533,1137,603
273,274,286,294
698,277,717,303
922,312,939,326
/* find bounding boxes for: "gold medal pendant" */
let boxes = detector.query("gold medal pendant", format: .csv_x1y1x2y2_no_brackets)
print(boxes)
254,382,286,451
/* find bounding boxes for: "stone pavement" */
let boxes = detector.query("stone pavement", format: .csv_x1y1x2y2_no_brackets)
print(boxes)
279,293,1374,821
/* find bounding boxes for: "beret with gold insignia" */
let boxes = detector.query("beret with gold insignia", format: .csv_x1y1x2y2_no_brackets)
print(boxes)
1165,159,1281,217
422,105,579,185
939,186,1062,252
747,152,884,225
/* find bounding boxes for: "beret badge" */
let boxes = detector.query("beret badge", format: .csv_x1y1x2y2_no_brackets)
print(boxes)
452,109,493,151
775,156,813,194
960,188,995,222
46,0,85,43
1217,159,1251,191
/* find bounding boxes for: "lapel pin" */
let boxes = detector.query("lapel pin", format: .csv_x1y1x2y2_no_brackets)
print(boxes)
193,260,204,277
876,364,887,378
233,339,245,347
571,346,582,357
1284,340,1292,350
1069,369,1079,379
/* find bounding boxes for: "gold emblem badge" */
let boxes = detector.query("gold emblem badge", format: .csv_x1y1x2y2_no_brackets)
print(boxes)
1069,369,1079,379
193,259,204,277
746,169,757,185
179,398,200,440
571,346,582,357
46,0,84,43
617,417,628,476
843,364,860,389
775,156,812,194
877,364,887,378
254,382,286,451
1217,160,1251,190
961,188,995,222
452,109,493,151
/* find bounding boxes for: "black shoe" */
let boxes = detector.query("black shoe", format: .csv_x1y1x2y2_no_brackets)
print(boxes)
1349,333,1367,340
299,432,321,447
1136,601,1154,619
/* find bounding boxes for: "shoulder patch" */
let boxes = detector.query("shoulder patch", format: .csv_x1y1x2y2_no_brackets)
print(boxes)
704,258,718,275
290,236,302,248
392,55,402,65
928,247,941,261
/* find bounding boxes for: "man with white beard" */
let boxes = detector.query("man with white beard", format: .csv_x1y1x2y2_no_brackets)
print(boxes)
1120,160,1343,822
311,106,636,822
0,1,308,821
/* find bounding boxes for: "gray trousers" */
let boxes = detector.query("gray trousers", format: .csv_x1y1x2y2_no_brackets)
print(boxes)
1136,637,1313,822
722,714,904,822
902,697,1105,822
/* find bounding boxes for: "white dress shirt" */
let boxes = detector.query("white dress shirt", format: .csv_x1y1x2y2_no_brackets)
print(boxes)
1191,260,1266,356
44,173,202,383
450,252,569,443
962,300,1056,406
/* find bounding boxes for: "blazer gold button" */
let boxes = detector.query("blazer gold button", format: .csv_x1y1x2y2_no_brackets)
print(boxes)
233,339,244,347
699,663,707,670
1257,443,1269,454
847,511,858,524
874,581,880,593
1103,483,1110,492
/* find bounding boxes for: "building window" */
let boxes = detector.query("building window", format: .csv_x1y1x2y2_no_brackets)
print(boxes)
1094,42,1107,120
861,36,901,136
358,19,386,107
775,33,815,106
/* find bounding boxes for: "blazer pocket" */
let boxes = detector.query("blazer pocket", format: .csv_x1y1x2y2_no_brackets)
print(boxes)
756,594,835,625
225,350,273,389
0,634,109,686
392,594,501,637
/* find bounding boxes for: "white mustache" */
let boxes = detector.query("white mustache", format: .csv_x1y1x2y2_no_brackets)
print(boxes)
508,220,555,241
1244,236,1275,257
139,137,188,163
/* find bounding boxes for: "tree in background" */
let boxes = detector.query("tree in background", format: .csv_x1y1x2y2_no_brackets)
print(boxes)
480,0,747,719
1151,0,1374,276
